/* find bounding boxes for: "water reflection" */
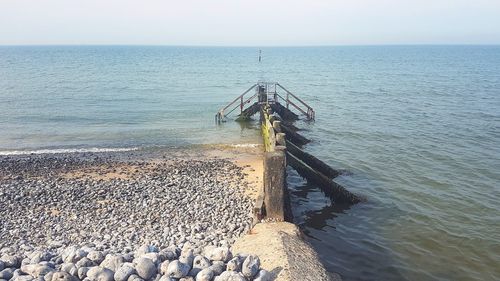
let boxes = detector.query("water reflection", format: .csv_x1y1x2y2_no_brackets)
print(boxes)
287,167,407,281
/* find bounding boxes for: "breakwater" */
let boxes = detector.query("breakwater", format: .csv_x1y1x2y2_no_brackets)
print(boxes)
217,82,361,223
216,82,360,280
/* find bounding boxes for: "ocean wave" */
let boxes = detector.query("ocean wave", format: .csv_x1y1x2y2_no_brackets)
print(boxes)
0,147,139,156
228,143,261,148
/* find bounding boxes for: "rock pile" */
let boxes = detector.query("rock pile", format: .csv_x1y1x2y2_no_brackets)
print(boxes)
0,244,271,281
0,152,253,252
0,150,265,280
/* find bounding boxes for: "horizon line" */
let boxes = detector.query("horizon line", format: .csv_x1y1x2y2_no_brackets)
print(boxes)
1,43,500,48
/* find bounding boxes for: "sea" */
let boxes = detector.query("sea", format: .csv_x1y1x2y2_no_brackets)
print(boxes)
0,46,499,281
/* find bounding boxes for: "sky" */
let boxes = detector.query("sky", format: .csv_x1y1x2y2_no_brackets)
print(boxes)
0,0,499,46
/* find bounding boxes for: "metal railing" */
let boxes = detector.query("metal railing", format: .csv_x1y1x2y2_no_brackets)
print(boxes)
275,83,315,120
215,82,315,123
215,84,258,123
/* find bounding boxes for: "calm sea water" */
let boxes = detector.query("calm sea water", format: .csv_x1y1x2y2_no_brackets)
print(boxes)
1,46,499,280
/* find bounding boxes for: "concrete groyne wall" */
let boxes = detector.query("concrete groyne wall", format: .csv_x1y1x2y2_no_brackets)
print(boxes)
234,104,338,281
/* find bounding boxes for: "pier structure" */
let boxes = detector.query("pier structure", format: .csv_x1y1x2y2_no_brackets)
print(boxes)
216,82,360,222
215,82,315,124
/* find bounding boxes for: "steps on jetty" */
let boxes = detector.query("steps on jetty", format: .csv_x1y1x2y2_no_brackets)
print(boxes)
216,82,361,220
215,82,315,123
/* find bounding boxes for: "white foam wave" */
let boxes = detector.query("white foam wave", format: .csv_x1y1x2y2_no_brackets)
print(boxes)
0,147,139,156
229,143,261,148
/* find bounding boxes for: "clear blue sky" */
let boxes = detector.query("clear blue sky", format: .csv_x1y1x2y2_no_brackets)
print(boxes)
1,0,499,46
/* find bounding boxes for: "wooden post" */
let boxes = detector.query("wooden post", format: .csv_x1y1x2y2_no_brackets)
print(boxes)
272,120,282,133
286,140,340,178
281,124,310,146
276,133,286,146
264,151,286,220
287,152,361,204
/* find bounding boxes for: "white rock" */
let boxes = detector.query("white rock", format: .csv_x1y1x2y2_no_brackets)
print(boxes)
100,255,124,272
205,248,232,262
87,252,105,265
158,261,170,275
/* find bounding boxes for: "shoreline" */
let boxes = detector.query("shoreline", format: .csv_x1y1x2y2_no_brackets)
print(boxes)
0,145,274,281
0,144,335,281
0,145,262,250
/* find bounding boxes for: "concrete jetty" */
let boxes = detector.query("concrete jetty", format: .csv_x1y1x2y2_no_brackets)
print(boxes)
216,82,362,280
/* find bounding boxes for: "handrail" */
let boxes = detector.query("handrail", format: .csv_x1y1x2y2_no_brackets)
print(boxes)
215,82,315,123
276,83,314,111
225,92,258,117
286,98,309,116
274,88,315,120
215,84,258,122
221,84,257,112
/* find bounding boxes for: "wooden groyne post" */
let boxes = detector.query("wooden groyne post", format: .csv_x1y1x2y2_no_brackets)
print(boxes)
216,82,361,222
260,104,290,221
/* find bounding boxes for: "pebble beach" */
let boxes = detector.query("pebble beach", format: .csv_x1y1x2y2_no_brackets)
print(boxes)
0,147,270,281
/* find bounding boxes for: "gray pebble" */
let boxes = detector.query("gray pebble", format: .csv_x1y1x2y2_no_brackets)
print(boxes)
158,261,170,276
127,274,143,281
13,275,34,281
62,248,87,264
100,255,124,272
0,268,14,280
188,255,210,277
135,246,157,258
225,257,242,272
87,252,104,265
166,261,189,279
213,271,245,281
44,271,54,281
50,271,77,281
141,254,160,267
20,264,54,278
1,254,20,268
29,251,52,264
158,276,174,281
205,248,231,263
208,262,225,276
134,258,155,280
114,265,136,281
179,250,194,269
76,258,94,268
77,267,89,280
195,268,214,281
241,255,260,279
86,267,114,281
60,264,77,277
253,269,272,281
